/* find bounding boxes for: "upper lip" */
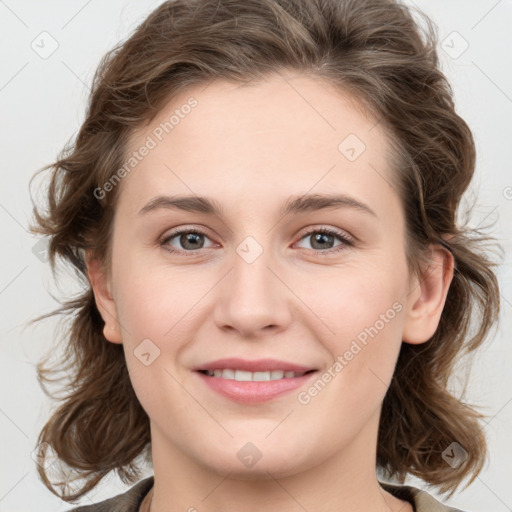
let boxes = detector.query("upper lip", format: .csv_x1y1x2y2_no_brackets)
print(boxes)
193,358,316,373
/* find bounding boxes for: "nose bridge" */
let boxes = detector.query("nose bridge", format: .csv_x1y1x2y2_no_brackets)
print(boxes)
214,234,291,336
234,239,273,299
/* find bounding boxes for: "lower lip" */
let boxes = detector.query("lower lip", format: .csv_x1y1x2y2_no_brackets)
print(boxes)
195,371,317,404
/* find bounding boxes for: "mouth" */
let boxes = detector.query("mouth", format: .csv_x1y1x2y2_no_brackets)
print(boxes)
197,368,316,380
193,358,318,404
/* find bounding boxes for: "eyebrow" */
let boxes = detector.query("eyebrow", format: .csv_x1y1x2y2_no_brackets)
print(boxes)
138,193,377,218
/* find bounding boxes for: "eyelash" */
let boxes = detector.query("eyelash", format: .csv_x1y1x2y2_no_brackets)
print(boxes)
159,226,354,257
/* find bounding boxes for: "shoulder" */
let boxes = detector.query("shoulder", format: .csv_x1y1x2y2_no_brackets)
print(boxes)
379,481,467,512
66,477,154,512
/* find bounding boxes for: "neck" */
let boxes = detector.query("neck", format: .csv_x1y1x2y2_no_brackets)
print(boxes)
147,410,411,512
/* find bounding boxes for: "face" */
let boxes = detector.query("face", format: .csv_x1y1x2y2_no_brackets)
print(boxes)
90,72,448,480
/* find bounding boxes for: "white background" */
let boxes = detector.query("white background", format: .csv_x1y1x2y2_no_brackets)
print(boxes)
1,1,511,511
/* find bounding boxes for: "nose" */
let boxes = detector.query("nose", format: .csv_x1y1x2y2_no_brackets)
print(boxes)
213,242,293,339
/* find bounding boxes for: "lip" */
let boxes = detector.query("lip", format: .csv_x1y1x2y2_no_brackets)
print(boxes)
193,358,318,404
193,358,315,373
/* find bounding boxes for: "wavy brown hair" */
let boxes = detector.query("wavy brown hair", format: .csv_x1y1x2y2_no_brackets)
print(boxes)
30,0,500,502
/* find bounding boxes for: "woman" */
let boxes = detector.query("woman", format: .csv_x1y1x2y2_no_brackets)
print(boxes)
30,0,500,511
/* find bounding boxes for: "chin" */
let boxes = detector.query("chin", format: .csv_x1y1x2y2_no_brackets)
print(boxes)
197,443,314,480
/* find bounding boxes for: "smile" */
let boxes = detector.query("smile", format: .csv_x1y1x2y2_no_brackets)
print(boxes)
194,358,318,404
198,369,313,381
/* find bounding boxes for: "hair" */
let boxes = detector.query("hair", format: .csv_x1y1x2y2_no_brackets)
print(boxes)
30,0,500,502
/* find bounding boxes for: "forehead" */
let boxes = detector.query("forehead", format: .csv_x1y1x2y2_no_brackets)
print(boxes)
129,72,383,157
119,72,400,222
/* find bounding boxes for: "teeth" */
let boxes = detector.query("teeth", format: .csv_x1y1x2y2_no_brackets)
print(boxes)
235,370,252,381
253,371,270,381
203,369,306,381
222,369,235,379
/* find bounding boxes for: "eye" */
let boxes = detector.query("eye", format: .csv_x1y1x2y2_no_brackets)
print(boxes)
295,227,353,254
159,226,353,256
160,228,216,255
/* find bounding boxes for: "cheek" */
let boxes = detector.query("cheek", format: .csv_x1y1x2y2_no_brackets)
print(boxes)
313,262,407,390
111,247,206,339
315,262,406,340
296,280,405,444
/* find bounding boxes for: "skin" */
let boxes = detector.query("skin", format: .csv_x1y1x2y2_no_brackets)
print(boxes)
88,71,454,512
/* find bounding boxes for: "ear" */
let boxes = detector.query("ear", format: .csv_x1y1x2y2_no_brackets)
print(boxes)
402,244,454,345
86,255,123,344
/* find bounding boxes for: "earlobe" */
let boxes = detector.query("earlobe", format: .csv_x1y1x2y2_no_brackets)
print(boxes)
86,255,123,344
402,244,454,345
